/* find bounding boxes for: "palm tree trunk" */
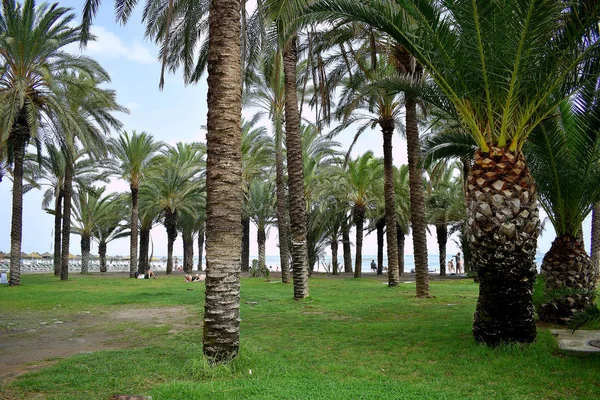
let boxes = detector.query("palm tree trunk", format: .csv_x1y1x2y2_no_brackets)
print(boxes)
139,226,150,273
203,0,243,363
99,241,107,273
130,185,139,278
275,123,290,283
165,210,177,275
8,120,28,286
539,235,597,324
60,159,73,281
284,35,309,300
342,224,352,273
197,225,205,271
469,149,539,345
81,235,91,274
353,205,365,278
376,218,385,275
331,239,339,275
258,227,266,271
241,216,250,272
183,234,194,273
591,203,600,276
382,125,400,285
397,223,405,276
436,223,447,276
53,192,63,277
405,97,429,297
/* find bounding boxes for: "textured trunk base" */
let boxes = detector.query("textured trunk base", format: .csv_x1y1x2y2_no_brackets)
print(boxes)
539,235,597,324
468,149,539,345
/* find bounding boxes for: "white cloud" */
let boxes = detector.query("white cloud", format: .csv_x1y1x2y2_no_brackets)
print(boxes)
78,26,156,65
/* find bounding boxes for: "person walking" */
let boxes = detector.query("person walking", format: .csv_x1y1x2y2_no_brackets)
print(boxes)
454,252,463,275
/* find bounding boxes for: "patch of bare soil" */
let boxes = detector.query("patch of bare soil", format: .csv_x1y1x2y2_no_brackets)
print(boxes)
0,306,199,384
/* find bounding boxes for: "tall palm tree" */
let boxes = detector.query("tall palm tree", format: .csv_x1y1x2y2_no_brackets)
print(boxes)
307,0,600,345
110,131,162,278
247,179,277,273
394,164,411,276
0,0,109,286
94,197,129,273
525,89,600,324
178,193,206,274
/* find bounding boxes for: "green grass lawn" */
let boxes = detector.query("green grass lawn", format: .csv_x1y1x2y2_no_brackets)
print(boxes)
1,274,599,399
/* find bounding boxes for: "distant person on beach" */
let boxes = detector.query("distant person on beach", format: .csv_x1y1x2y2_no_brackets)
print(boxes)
447,260,454,274
454,252,463,274
371,260,377,273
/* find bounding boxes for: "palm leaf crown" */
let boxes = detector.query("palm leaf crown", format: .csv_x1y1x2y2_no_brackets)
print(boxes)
306,0,600,152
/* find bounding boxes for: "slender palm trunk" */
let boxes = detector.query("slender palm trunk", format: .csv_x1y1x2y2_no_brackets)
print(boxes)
241,216,250,272
353,205,365,278
139,226,150,273
397,223,405,276
469,149,539,345
183,234,194,273
258,227,266,271
342,224,352,273
539,235,597,324
591,203,600,276
405,98,429,297
436,223,448,276
130,186,139,278
53,192,63,276
382,125,400,285
81,235,91,274
99,241,107,272
331,239,339,275
165,210,177,275
8,117,28,286
197,225,205,271
376,218,385,275
60,160,73,281
284,35,309,299
203,0,243,363
275,122,290,283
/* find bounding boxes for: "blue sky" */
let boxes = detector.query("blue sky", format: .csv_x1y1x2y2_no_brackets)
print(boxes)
0,0,589,263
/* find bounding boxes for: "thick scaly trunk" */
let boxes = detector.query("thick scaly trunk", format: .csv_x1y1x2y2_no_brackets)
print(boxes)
258,227,266,271
376,217,385,275
139,226,150,273
397,224,405,276
197,225,205,271
405,98,429,296
591,203,600,277
164,210,177,275
8,114,28,286
284,35,309,299
539,235,597,324
203,0,242,363
241,216,250,272
130,185,139,278
382,123,400,285
275,126,290,283
183,233,194,273
436,223,448,276
99,241,107,273
469,149,539,345
353,205,365,278
53,192,63,277
80,235,91,274
342,224,352,273
331,239,339,275
60,159,73,281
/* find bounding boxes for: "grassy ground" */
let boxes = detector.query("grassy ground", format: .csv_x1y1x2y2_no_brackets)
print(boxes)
1,273,599,399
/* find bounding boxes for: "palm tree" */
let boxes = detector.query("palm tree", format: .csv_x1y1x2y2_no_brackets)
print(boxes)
247,179,277,274
178,193,206,274
340,152,383,278
306,0,600,345
109,131,162,278
94,197,129,273
394,164,411,276
425,161,466,276
525,90,600,324
0,0,110,286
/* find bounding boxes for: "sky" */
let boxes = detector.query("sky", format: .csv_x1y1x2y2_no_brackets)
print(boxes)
0,1,591,262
